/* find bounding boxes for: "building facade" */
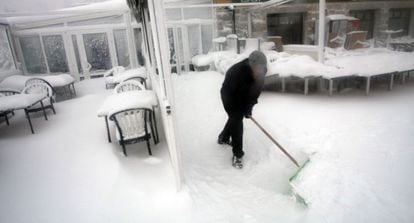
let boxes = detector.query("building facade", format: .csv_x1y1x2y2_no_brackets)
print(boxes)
214,0,414,45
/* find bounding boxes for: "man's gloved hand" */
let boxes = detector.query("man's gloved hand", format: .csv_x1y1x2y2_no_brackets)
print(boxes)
244,114,251,119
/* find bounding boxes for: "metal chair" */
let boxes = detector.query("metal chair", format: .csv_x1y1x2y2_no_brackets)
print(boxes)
104,66,126,89
114,80,146,94
22,82,56,120
109,108,157,156
0,90,20,125
123,76,147,88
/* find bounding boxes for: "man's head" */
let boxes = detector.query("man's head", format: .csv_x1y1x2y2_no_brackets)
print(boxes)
248,51,267,79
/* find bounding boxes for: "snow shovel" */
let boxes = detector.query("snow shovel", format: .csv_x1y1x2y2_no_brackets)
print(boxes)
250,116,310,205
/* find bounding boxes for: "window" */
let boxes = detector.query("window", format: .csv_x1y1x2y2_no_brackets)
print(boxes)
113,29,131,68
350,10,375,39
267,13,304,44
83,33,112,72
133,28,145,66
389,8,411,37
19,36,47,74
0,25,15,73
42,35,69,73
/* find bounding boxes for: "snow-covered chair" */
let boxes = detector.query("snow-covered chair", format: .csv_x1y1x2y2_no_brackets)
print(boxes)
104,66,126,89
114,80,146,94
25,78,56,102
0,90,20,125
109,108,156,156
22,82,56,120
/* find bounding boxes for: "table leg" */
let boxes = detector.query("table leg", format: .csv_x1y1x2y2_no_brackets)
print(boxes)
281,77,286,92
25,109,34,134
304,78,309,95
105,116,111,143
329,79,334,96
389,73,394,91
365,76,371,96
40,101,48,121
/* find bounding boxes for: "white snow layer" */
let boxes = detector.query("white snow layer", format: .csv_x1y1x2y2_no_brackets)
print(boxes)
1,72,414,222
0,74,75,91
194,48,414,78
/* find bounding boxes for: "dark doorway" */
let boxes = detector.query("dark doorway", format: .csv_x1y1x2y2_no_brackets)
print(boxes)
350,10,375,39
267,13,304,44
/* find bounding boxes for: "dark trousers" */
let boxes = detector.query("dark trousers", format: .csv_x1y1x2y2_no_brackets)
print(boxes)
219,113,244,158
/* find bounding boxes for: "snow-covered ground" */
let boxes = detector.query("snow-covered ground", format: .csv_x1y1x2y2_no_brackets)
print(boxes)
1,72,414,222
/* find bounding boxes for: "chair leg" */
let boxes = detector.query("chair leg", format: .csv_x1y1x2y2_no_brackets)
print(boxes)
146,138,152,156
152,110,159,143
5,113,9,125
25,109,35,134
50,99,56,114
121,143,127,156
149,113,157,145
40,101,48,121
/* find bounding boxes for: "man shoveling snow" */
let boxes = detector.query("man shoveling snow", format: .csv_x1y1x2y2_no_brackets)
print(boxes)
218,51,267,169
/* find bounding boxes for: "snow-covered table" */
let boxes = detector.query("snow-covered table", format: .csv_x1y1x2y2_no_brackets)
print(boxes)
0,93,48,134
104,68,147,89
0,74,76,98
97,90,158,143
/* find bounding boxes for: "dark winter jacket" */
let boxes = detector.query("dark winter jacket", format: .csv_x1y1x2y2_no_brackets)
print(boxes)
220,58,266,117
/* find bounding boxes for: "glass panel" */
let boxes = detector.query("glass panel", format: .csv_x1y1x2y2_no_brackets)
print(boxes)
42,35,69,73
19,36,47,74
177,27,185,63
166,8,182,21
188,25,200,57
183,7,212,20
72,35,82,74
0,26,15,72
68,15,124,26
168,28,176,65
113,29,130,68
133,28,145,66
201,25,213,54
83,33,112,72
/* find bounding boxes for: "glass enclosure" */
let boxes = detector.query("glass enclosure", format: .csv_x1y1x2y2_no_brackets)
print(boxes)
19,36,47,74
0,25,15,73
42,35,69,73
83,33,112,72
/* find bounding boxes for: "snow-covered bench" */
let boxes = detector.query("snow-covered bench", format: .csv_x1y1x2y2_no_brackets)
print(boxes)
104,67,147,89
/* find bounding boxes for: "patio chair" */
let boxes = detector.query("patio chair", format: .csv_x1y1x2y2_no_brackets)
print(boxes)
123,76,147,88
25,78,56,102
22,82,56,119
109,108,156,156
114,80,146,94
104,66,126,89
0,90,20,125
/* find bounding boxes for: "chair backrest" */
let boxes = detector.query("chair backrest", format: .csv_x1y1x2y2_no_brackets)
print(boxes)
25,78,55,95
22,82,53,97
0,90,19,97
109,108,150,141
112,66,126,76
114,80,145,94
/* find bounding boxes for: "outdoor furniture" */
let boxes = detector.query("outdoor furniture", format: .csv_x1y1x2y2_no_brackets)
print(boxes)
0,93,48,134
357,72,397,95
0,74,76,99
109,108,156,156
104,67,147,89
22,82,56,118
104,66,126,89
0,90,20,125
97,90,159,144
114,80,146,94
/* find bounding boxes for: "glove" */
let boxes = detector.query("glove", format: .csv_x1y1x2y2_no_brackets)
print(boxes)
244,108,252,119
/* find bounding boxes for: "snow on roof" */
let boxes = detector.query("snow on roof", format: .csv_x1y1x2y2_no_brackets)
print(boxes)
2,0,128,26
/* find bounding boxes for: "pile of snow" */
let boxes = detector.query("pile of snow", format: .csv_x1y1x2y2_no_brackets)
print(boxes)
325,48,414,76
268,55,339,78
0,93,46,111
0,74,75,91
213,37,226,43
390,36,414,44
